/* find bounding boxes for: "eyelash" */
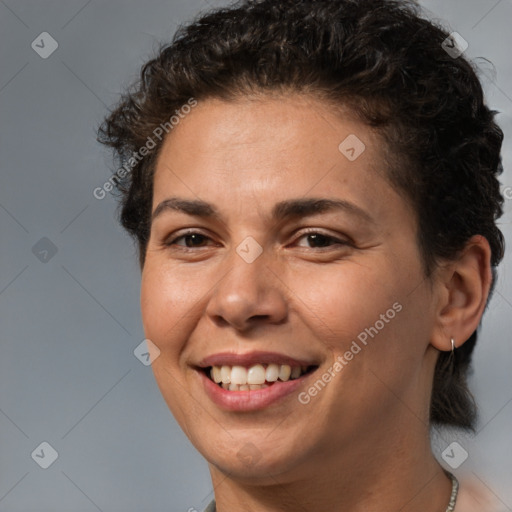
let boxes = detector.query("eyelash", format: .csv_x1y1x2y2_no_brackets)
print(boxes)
164,228,351,251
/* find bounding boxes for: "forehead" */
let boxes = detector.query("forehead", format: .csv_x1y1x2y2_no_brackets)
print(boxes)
159,94,377,152
151,94,403,225
155,95,383,172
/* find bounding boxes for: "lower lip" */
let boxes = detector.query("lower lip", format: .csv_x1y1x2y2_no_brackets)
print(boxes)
199,370,313,411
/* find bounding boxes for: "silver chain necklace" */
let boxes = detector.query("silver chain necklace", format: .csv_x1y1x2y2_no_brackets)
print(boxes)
445,472,459,512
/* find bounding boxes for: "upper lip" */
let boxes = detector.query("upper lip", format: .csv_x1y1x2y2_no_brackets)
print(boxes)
197,351,320,368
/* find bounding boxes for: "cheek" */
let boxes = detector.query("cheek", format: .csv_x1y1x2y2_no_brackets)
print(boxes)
140,264,205,352
288,261,407,346
140,265,207,424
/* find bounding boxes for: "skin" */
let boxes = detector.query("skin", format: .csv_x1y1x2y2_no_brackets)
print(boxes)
140,94,492,512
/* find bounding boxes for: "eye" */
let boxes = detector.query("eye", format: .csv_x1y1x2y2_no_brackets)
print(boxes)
293,230,350,249
163,229,351,251
165,230,214,249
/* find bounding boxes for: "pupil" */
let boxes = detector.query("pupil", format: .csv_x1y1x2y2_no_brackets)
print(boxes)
186,234,205,247
308,234,330,247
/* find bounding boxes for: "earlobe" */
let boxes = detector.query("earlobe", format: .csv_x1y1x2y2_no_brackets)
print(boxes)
430,235,492,352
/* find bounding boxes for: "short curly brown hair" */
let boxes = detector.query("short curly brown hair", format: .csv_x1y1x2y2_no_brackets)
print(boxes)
98,0,505,430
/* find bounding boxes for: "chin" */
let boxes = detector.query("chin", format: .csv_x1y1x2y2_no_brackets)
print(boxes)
201,433,312,483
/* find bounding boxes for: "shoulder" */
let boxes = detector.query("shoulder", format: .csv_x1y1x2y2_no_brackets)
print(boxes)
455,475,507,512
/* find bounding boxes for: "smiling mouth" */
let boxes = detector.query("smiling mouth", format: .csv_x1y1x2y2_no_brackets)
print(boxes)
203,363,318,391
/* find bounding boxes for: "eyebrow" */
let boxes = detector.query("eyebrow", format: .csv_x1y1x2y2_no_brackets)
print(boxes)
151,196,374,224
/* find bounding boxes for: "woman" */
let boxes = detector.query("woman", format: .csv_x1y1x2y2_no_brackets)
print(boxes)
98,0,506,510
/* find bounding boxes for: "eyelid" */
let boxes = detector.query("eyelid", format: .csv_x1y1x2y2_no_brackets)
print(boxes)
164,228,215,247
291,228,352,247
292,229,354,252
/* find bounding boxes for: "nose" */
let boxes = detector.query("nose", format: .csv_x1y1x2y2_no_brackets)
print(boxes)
205,251,288,332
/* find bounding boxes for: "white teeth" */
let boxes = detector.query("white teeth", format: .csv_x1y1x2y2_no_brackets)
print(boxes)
265,363,279,382
250,384,266,390
211,366,222,383
231,365,247,385
278,364,291,381
247,364,266,385
225,383,269,391
220,365,231,384
209,363,311,390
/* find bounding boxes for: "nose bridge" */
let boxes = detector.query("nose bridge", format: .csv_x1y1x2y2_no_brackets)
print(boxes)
206,244,287,330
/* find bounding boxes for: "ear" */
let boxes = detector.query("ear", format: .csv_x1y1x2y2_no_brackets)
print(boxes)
430,235,493,352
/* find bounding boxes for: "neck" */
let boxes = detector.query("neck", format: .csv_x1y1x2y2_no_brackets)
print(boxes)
209,424,453,512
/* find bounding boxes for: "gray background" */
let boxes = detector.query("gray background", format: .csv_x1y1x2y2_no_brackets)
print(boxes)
0,0,511,511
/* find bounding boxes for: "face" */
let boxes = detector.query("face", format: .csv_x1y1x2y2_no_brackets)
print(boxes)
141,94,439,483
